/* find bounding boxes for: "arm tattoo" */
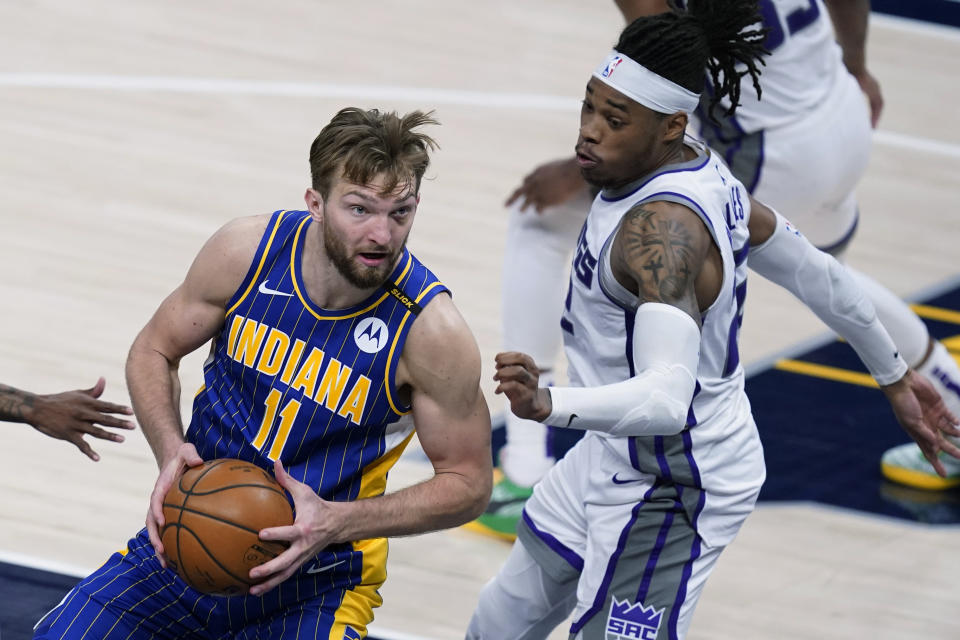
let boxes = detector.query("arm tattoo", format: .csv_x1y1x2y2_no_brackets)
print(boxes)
620,206,698,302
0,384,35,423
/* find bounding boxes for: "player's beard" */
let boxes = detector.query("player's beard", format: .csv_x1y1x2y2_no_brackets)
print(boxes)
323,224,406,290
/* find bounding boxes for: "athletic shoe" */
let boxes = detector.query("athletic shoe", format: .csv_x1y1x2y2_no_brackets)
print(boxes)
881,442,960,490
465,472,534,542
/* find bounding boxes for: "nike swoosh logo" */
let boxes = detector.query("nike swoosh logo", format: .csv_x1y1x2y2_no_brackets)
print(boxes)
306,559,346,575
565,413,578,427
612,473,644,485
258,280,294,297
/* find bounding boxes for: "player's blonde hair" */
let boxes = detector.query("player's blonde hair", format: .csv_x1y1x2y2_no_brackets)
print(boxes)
309,107,439,198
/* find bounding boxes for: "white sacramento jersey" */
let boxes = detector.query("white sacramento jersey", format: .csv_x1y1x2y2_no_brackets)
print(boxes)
561,140,765,547
707,0,841,132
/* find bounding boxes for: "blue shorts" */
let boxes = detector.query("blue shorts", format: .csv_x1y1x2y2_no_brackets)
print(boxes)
34,529,378,639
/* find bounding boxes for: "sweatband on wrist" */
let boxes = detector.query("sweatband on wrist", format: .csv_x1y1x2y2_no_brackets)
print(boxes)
749,211,908,386
545,303,700,437
593,50,701,114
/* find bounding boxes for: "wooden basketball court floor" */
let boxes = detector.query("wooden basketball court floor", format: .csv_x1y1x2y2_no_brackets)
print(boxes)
1,2,958,638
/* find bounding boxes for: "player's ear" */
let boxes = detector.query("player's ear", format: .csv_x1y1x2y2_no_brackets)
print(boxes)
304,188,324,222
663,111,688,143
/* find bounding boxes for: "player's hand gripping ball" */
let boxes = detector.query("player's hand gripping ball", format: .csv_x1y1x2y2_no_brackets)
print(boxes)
161,459,293,595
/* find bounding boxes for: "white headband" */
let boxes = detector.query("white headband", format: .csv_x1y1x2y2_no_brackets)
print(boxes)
592,50,700,114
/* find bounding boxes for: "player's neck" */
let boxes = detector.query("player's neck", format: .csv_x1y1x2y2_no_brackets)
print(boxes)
603,142,703,199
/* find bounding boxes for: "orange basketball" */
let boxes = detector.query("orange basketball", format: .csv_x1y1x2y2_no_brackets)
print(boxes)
160,458,293,596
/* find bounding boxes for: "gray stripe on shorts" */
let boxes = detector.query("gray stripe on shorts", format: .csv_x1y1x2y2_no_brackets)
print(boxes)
517,516,582,585
631,435,705,529
572,483,699,640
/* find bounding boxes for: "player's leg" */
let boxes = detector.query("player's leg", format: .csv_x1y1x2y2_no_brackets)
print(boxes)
33,529,221,639
476,192,590,539
466,539,578,640
470,434,595,637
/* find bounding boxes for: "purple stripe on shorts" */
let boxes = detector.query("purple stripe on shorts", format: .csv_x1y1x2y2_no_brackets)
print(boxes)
570,482,659,633
655,436,672,481
636,506,676,604
521,510,584,572
668,533,703,640
681,430,703,491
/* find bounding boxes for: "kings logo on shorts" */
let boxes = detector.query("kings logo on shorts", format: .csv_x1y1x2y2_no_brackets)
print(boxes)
605,597,664,640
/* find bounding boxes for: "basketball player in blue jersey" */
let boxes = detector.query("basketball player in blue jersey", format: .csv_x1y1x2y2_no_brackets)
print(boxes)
467,4,960,638
34,108,493,640
476,0,960,541
0,378,133,460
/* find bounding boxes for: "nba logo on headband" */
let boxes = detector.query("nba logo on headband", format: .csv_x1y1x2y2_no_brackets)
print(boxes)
593,50,701,113
600,55,624,78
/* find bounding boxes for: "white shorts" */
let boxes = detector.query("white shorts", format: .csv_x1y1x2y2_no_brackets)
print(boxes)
696,69,872,251
515,433,731,639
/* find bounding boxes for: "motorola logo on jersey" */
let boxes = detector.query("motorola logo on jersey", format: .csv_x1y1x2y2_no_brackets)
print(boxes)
354,317,390,354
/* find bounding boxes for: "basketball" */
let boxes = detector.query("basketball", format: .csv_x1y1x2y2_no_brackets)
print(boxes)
160,458,293,596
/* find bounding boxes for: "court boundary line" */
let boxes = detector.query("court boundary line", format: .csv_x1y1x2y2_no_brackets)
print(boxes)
1,72,958,160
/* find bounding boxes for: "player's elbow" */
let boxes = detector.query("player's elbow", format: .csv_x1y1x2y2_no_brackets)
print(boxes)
610,390,689,437
461,470,492,521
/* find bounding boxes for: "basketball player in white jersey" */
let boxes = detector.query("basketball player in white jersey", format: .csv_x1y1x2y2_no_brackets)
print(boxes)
467,4,960,638
476,0,960,536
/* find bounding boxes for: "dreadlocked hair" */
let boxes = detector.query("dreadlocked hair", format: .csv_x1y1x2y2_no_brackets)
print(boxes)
614,0,768,119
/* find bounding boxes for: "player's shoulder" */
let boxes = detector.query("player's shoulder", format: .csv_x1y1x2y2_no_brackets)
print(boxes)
212,213,274,244
185,213,278,301
619,199,711,240
401,293,481,377
199,213,276,261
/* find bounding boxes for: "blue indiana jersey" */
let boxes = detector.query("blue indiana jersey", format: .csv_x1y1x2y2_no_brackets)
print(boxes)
185,209,447,627
187,209,447,499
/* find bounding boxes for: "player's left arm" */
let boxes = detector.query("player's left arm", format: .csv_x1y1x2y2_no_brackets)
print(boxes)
0,378,133,461
496,201,712,437
249,295,492,595
746,195,960,472
825,0,883,126
340,292,494,535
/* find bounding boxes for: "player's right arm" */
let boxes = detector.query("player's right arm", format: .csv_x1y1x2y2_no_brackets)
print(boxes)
746,196,960,473
127,214,268,561
496,201,714,437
